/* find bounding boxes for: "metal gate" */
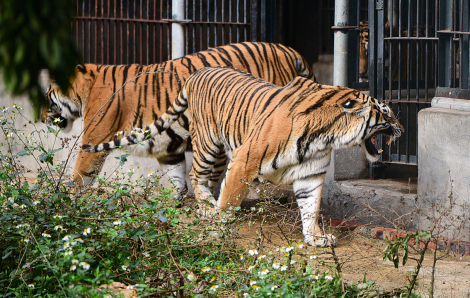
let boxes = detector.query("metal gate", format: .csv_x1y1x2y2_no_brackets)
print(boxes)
73,0,272,65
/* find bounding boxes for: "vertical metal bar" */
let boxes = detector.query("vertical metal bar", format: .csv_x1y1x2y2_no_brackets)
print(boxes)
438,0,454,87
260,0,265,41
207,0,210,48
461,0,469,89
88,0,91,63
101,0,104,64
333,0,349,87
425,0,429,102
367,0,376,97
114,0,117,64
172,0,185,59
200,0,203,51
193,0,196,53
377,8,384,103
146,0,149,64
244,0,247,41
237,0,240,42
95,0,98,63
250,0,257,41
230,0,233,43
222,0,225,43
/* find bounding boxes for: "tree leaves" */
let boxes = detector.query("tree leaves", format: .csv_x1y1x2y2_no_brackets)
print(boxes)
0,0,79,119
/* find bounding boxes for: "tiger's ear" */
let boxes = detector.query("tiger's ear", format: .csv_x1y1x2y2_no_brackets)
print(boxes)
76,64,87,74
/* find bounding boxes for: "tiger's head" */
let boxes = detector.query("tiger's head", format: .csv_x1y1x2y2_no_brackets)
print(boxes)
316,86,404,162
41,64,98,132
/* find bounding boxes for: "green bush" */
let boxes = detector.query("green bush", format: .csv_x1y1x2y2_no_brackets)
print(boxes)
0,105,380,297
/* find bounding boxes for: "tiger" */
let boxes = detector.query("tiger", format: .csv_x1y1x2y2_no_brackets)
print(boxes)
83,67,404,247
41,42,316,198
359,21,432,83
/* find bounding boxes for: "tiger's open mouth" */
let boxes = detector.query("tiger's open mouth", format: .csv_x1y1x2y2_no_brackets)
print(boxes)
364,127,397,158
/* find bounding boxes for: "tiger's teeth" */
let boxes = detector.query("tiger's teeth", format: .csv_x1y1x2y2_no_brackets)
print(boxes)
386,136,395,145
378,149,383,153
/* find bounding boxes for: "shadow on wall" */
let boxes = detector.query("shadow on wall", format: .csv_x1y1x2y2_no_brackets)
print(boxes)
313,54,333,86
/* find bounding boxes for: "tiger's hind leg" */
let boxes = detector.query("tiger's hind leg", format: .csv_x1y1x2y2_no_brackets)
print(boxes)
190,139,223,216
207,146,227,194
157,155,187,203
293,174,337,247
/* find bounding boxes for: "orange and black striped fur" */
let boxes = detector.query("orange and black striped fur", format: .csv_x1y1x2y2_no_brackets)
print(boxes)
41,42,316,195
84,67,404,247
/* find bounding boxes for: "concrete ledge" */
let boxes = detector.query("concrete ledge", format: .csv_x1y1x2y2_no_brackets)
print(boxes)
431,97,470,111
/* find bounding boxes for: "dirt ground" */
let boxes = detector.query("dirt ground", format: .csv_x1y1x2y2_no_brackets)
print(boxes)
236,218,470,298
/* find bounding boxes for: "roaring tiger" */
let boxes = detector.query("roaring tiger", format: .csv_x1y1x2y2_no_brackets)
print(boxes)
83,67,404,247
41,42,316,197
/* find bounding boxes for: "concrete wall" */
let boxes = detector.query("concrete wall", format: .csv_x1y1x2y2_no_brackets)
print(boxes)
418,104,470,241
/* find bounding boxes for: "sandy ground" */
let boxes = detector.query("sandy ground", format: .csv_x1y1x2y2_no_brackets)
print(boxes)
236,216,470,298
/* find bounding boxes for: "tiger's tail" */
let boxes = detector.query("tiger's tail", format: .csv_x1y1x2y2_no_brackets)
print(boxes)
82,88,189,153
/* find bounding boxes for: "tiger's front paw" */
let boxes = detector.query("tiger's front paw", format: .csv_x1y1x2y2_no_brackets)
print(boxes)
305,234,337,247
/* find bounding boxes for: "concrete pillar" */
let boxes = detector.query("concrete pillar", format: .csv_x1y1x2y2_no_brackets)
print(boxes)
333,0,348,87
171,0,185,59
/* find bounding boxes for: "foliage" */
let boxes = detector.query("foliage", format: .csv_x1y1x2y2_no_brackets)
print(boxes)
0,0,78,118
1,106,399,297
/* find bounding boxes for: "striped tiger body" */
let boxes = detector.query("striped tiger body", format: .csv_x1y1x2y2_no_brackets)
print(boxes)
84,67,404,247
41,42,316,195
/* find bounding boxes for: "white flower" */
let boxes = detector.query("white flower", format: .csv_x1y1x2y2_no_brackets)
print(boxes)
64,251,73,256
54,225,63,230
63,242,71,249
72,259,79,264
121,265,128,271
20,204,27,209
271,285,278,291
286,246,294,253
2,107,8,112
240,255,244,260
248,249,258,256
8,197,14,203
32,200,39,205
70,265,77,271
77,238,84,243
62,235,70,241
243,294,249,298
325,274,333,281
21,239,30,243
148,171,153,177
280,265,287,271
290,260,296,265
113,220,121,225
28,284,34,289
297,244,304,249
310,255,317,260
79,262,90,270
249,280,257,286
258,269,269,276
247,266,255,271
83,228,91,236
258,254,266,260
201,267,211,272
309,274,319,280
126,284,135,290
115,131,123,136
104,294,112,298
127,168,134,173
53,214,61,219
42,233,51,238
209,285,218,291
53,118,61,123
70,240,77,246
187,272,196,281
272,262,280,269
